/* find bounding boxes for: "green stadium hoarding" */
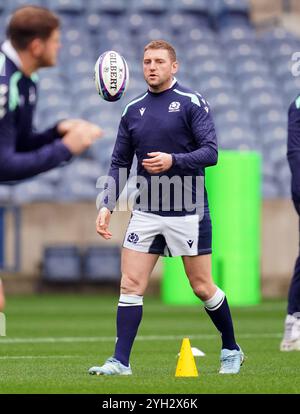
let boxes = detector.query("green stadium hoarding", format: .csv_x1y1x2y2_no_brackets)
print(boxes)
162,151,261,306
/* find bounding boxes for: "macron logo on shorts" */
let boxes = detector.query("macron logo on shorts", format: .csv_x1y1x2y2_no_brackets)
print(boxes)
127,232,139,244
187,240,194,248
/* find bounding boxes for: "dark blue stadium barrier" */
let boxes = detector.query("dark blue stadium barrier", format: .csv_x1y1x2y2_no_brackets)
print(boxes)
43,245,82,281
83,246,121,282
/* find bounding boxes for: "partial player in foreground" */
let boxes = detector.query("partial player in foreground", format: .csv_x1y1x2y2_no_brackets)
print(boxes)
0,279,4,311
281,95,300,351
89,40,244,376
0,6,103,308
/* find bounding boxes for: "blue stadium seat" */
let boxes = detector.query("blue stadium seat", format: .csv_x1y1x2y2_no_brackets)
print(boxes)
85,12,102,34
237,75,277,95
214,0,250,15
257,109,286,129
57,178,99,201
66,60,94,77
185,42,220,61
47,0,84,13
43,246,82,282
215,109,252,129
262,180,279,199
204,91,242,115
199,74,235,94
38,169,62,185
233,59,270,78
268,41,298,61
259,28,297,48
88,0,127,14
61,159,103,184
167,12,213,35
83,246,121,281
264,142,286,166
0,186,11,203
219,24,254,43
261,125,287,149
225,43,264,60
38,73,65,94
61,43,93,61
217,13,250,30
272,58,294,81
90,139,115,169
246,91,284,117
191,58,230,79
181,28,217,46
0,0,7,11
277,162,291,198
6,0,42,11
282,77,300,104
127,12,161,34
214,0,250,29
217,125,256,150
136,29,174,49
130,0,167,14
173,0,209,14
12,180,56,204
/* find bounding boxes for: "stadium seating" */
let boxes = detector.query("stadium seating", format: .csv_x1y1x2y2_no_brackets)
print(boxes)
0,0,298,201
43,245,82,281
83,246,121,281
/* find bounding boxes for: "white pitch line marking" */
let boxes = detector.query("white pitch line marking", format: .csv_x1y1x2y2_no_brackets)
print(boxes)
0,332,282,345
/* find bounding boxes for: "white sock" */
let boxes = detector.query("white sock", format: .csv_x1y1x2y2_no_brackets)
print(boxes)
203,287,225,311
118,294,143,307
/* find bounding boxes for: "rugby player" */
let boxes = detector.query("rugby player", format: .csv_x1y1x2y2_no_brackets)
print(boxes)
89,40,244,375
0,6,103,309
281,95,300,351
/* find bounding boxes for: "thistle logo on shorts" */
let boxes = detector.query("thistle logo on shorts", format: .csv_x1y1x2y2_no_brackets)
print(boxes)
168,101,180,112
127,232,139,244
187,240,194,248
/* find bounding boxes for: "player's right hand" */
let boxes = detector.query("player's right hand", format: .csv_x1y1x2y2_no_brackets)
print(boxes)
62,122,103,155
96,207,112,240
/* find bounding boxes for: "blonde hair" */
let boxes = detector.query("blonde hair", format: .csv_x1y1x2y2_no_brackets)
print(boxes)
144,40,177,62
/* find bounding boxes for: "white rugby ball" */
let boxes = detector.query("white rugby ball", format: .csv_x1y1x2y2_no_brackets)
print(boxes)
94,50,129,102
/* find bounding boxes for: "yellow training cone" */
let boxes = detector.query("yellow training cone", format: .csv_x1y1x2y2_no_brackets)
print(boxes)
175,338,199,377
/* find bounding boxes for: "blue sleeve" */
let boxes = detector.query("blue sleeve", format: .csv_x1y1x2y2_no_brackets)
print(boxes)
0,109,72,182
287,98,300,214
171,102,218,171
17,124,63,151
99,115,134,211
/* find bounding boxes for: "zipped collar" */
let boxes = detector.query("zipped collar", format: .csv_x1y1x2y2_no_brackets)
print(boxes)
1,40,22,70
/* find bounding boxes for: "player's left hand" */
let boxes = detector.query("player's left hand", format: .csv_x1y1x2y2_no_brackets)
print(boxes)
142,152,173,174
57,119,83,136
57,119,101,137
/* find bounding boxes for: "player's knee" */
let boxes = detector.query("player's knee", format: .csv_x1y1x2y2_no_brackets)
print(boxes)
191,282,213,301
120,272,143,295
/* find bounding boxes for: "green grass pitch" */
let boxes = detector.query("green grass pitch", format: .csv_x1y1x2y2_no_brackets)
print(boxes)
0,294,299,394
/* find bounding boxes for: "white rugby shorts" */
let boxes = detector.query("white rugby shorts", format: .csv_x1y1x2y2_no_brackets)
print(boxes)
123,210,212,257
